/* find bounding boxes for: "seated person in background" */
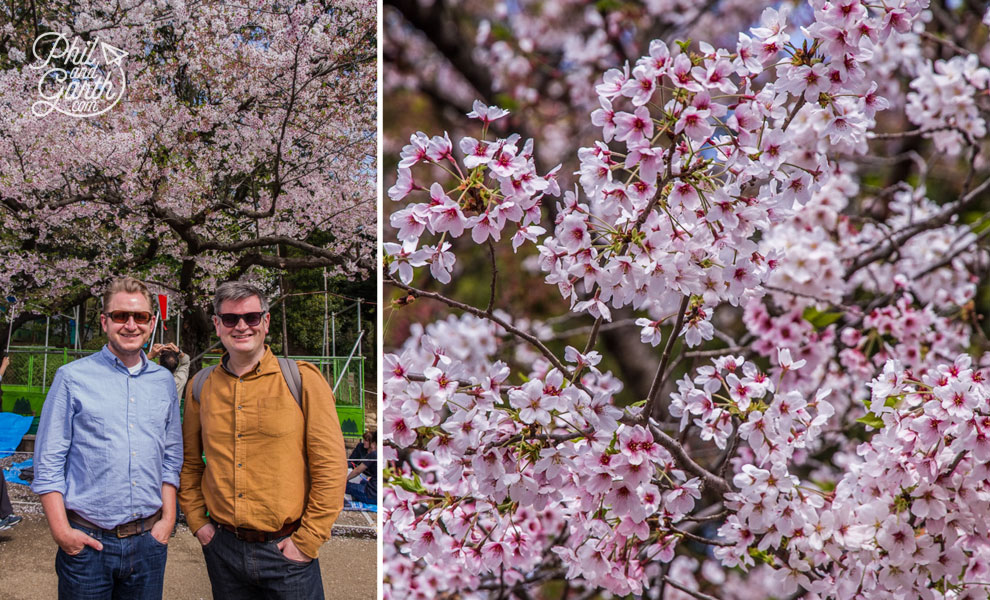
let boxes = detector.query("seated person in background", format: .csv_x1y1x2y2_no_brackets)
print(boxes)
148,342,190,398
345,430,377,505
348,430,374,473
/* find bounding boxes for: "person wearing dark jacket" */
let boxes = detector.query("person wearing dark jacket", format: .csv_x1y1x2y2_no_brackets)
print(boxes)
0,354,23,531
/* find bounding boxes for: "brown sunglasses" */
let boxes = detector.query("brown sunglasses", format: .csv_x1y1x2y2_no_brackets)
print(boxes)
105,311,153,324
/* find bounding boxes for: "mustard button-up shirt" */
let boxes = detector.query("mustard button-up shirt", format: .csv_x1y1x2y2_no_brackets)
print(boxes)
178,348,347,558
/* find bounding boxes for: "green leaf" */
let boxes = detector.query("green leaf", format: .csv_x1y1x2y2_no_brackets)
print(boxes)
813,479,837,493
802,306,843,329
856,413,884,429
594,0,624,11
748,548,776,566
390,474,427,495
493,93,519,112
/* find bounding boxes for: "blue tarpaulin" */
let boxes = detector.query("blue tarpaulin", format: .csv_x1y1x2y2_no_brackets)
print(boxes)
344,499,377,512
0,412,32,458
4,457,31,485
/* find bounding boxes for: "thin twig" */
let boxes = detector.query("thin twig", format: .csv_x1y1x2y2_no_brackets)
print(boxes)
683,346,746,359
913,227,990,281
717,419,740,481
867,125,972,141
671,526,733,547
645,295,690,422
648,421,731,495
389,277,574,378
937,450,969,482
582,317,602,354
545,318,640,341
486,239,497,314
661,577,721,600
845,175,990,279
679,508,728,523
919,30,977,63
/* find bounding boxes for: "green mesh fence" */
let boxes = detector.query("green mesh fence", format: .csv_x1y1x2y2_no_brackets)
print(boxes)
1,347,365,437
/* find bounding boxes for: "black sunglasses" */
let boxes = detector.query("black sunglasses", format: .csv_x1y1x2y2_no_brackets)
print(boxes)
105,311,153,325
217,312,267,328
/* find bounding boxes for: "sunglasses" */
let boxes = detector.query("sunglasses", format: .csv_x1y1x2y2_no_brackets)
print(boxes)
105,311,153,325
217,312,267,328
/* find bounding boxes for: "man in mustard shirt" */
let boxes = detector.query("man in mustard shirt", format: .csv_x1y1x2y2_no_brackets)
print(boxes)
178,281,346,599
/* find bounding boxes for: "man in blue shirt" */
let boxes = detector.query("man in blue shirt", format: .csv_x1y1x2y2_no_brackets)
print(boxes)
32,277,182,599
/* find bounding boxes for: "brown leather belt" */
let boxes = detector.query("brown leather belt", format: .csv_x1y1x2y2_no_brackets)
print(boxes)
67,509,162,538
212,518,300,543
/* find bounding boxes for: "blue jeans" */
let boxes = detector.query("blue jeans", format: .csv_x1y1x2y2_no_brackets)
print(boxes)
346,481,376,505
201,525,324,600
55,522,168,600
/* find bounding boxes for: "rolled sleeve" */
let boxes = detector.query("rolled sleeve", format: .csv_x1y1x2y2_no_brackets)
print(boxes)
31,369,72,496
162,384,183,488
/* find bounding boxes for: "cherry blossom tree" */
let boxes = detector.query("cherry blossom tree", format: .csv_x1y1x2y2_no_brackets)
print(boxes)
384,0,990,598
0,0,375,353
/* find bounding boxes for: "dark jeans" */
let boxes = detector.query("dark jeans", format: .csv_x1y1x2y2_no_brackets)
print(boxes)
201,525,324,600
0,476,11,519
345,481,376,505
55,521,168,600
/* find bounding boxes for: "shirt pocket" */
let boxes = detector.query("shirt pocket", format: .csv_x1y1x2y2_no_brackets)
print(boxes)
256,393,297,437
144,393,172,432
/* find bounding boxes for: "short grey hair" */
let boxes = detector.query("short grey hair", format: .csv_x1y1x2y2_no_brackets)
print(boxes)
213,281,270,314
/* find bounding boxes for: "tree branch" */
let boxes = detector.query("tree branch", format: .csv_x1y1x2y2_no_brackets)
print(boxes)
648,421,730,495
845,175,990,279
645,295,690,422
389,276,574,378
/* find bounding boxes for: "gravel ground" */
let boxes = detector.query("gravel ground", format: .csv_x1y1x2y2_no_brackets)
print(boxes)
0,455,378,600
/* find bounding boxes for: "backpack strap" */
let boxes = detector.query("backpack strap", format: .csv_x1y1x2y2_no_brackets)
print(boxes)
191,364,218,405
277,357,302,411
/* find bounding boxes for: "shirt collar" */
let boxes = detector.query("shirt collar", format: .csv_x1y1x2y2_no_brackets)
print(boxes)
220,345,278,378
100,344,150,374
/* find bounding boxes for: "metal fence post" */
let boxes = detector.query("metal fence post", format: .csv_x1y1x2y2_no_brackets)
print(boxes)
43,316,50,388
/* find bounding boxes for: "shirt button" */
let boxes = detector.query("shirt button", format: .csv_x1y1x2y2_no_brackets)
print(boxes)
132,452,136,456
132,481,136,486
237,433,243,438
238,463,242,468
130,398,135,403
129,424,134,429
237,405,242,410
238,493,243,498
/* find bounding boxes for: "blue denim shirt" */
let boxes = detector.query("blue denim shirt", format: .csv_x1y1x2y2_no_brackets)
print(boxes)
32,346,183,528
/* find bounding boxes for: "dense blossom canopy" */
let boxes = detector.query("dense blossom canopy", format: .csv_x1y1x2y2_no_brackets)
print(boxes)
0,0,375,328
384,0,990,598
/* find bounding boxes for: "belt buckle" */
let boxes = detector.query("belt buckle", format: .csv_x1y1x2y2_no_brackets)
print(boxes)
232,526,248,542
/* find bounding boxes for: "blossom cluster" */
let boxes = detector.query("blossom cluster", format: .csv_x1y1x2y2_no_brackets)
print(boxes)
384,0,990,598
385,314,708,597
671,352,990,598
386,104,559,285
906,54,990,156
